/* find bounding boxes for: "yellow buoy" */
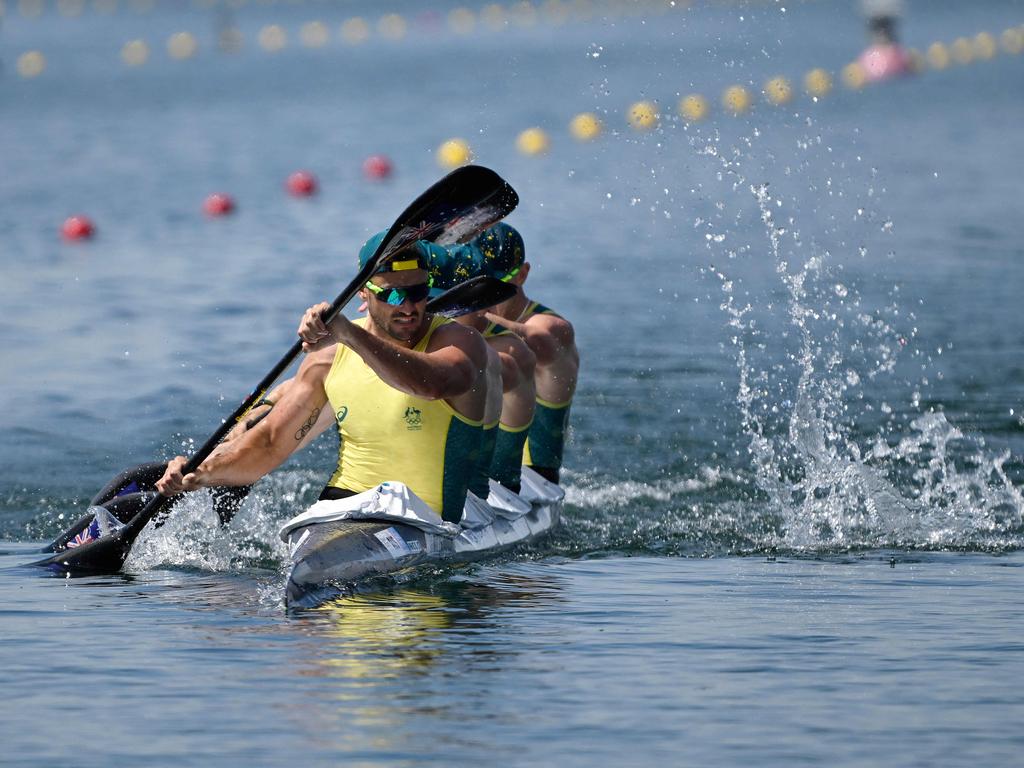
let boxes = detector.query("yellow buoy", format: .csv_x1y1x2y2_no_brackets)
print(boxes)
951,37,973,65
167,32,198,60
569,112,603,141
341,18,370,45
121,39,150,66
841,61,866,90
378,13,407,40
678,94,708,122
973,32,997,60
721,85,751,115
300,21,330,48
258,25,287,52
926,42,950,69
516,127,550,156
16,50,45,78
764,76,792,106
804,68,832,98
438,138,473,169
627,100,659,130
448,7,476,35
1001,28,1023,55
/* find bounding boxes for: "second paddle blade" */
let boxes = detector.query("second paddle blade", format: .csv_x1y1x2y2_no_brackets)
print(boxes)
426,276,517,319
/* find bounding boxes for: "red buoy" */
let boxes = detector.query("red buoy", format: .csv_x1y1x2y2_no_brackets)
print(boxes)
286,170,318,197
61,215,95,241
203,193,235,217
362,154,394,180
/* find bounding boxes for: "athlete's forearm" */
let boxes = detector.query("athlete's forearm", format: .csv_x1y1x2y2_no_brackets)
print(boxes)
329,318,473,399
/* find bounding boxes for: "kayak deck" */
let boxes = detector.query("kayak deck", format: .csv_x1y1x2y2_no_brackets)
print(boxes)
283,468,562,607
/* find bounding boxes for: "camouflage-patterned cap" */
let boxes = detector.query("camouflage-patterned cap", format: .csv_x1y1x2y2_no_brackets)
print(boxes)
426,243,486,298
472,222,525,280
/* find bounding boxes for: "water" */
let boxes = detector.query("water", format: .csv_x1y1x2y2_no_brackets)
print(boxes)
2,0,1024,764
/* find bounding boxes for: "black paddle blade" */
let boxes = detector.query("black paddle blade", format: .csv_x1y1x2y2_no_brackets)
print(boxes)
31,528,134,574
378,165,519,259
426,276,517,319
31,166,519,576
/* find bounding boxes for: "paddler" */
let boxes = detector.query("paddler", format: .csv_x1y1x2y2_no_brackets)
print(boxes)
157,239,492,523
427,241,537,494
473,223,579,484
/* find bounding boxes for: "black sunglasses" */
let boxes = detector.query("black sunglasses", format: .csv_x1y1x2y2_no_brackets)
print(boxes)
364,281,431,306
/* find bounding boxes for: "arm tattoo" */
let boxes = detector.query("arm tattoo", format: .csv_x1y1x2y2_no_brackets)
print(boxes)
294,407,321,441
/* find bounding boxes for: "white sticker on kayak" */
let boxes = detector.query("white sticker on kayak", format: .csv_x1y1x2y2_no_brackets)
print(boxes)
289,529,311,558
374,527,412,558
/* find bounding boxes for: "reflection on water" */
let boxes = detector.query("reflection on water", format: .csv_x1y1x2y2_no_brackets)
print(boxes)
284,570,567,739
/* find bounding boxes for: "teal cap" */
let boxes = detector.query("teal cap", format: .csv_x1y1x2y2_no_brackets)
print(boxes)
472,223,525,280
358,231,443,274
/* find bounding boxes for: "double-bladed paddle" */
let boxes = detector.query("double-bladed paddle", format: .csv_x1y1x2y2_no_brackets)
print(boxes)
32,164,518,575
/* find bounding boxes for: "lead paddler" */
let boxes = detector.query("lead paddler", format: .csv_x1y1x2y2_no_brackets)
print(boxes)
157,240,492,523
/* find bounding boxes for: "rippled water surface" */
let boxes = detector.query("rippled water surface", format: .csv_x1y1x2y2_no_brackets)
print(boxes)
2,0,1024,764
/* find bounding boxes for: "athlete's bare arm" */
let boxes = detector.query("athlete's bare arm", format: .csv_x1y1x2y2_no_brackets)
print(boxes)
485,311,578,405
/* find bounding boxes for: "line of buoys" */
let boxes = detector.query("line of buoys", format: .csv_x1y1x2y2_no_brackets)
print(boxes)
424,22,1021,167
56,161,407,240
4,0,680,24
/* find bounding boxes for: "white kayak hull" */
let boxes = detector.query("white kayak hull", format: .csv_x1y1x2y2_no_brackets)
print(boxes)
281,467,563,608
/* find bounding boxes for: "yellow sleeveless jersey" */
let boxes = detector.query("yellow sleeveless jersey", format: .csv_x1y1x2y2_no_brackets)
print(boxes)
323,315,483,522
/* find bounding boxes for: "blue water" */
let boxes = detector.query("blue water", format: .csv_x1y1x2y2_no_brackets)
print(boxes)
2,0,1024,764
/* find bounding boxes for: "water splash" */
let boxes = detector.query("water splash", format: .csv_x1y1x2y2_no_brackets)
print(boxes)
126,469,321,573
706,144,1024,553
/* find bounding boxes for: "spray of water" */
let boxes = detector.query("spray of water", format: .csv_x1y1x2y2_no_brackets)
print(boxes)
703,128,1024,552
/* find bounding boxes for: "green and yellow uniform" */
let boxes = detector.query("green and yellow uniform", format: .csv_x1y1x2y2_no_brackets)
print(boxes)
323,316,483,523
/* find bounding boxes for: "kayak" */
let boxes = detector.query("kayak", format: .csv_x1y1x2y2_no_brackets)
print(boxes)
280,466,563,608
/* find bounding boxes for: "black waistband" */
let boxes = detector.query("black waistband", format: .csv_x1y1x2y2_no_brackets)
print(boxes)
319,486,359,501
